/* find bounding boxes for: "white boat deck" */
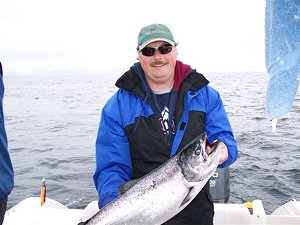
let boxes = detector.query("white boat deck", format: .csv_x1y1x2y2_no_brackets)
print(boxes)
4,197,300,225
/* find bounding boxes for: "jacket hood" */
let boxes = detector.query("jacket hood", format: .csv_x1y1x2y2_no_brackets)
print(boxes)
173,61,193,91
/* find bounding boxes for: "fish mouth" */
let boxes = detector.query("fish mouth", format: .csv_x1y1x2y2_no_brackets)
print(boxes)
206,139,222,156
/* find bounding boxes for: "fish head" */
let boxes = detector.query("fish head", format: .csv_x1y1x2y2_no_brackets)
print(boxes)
178,132,220,183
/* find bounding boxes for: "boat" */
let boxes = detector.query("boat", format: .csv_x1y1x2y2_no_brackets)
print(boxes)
3,196,300,225
4,169,300,225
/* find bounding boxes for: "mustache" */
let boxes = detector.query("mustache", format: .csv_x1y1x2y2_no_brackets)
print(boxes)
150,60,166,66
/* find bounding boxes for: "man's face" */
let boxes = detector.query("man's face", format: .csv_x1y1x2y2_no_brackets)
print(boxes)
138,41,178,90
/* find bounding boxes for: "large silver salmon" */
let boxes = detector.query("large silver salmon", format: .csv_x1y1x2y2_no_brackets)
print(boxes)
86,132,220,225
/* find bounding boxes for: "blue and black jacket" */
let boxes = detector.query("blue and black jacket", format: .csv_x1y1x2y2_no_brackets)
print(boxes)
93,61,238,212
0,62,14,199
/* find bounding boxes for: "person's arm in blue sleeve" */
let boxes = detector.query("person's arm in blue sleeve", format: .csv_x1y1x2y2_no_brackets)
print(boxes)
204,86,238,168
93,95,132,208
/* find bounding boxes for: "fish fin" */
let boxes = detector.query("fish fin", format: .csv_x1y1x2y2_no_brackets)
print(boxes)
118,179,139,194
180,187,195,207
77,201,99,225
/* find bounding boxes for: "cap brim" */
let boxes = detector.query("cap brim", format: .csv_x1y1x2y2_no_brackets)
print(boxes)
138,38,176,50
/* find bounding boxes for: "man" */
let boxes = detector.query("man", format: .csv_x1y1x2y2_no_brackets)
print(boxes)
0,62,14,225
93,24,238,224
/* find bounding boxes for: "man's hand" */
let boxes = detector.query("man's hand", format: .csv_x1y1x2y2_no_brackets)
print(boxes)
206,140,228,165
218,141,228,165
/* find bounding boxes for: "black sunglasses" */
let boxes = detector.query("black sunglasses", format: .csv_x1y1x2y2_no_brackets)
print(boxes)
140,44,174,57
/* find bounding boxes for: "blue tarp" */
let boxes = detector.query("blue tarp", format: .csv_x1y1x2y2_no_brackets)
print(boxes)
265,0,300,120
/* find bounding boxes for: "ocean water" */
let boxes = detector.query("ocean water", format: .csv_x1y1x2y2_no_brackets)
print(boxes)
3,72,300,214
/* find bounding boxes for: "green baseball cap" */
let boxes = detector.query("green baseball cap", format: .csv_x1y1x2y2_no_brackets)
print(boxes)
137,24,176,50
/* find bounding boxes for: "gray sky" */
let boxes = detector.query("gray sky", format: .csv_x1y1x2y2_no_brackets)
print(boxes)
0,0,266,74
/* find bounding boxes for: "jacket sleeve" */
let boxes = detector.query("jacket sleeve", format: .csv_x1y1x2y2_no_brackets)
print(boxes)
0,62,14,198
93,93,132,208
203,86,238,168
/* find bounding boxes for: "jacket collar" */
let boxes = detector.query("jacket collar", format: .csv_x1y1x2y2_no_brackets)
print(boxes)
115,60,209,97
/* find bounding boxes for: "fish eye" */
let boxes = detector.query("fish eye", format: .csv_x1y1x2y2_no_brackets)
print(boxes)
195,149,201,155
